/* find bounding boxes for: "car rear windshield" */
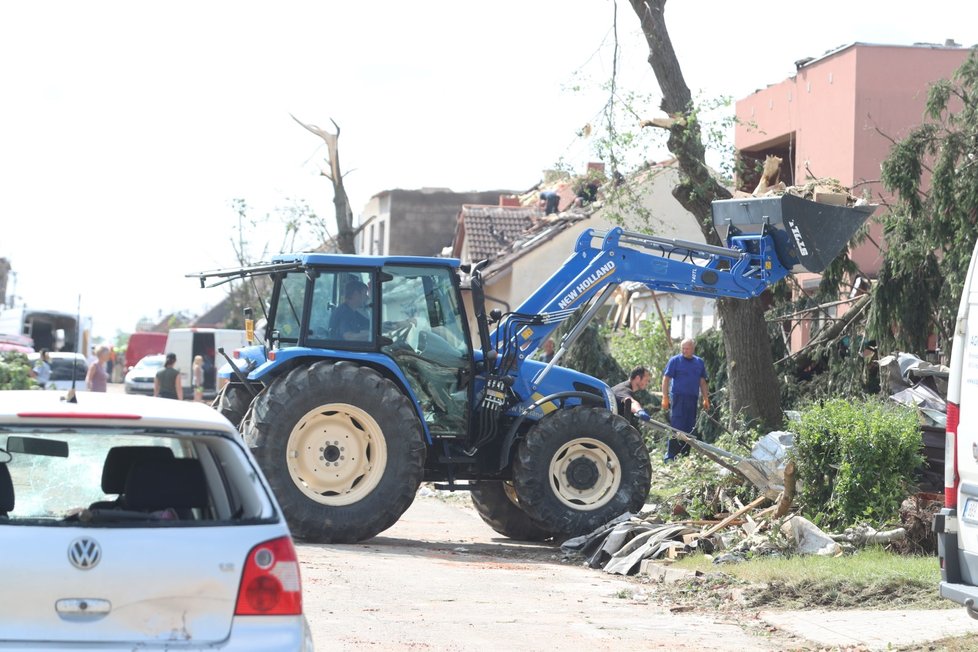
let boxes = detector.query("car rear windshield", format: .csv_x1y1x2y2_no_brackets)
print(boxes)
0,429,276,527
50,358,88,382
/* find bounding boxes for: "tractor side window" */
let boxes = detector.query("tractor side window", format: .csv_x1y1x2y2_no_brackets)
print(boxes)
307,273,338,340
270,272,307,344
305,270,374,346
381,266,471,438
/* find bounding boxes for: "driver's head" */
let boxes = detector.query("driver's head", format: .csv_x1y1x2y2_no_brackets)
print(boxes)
344,279,368,307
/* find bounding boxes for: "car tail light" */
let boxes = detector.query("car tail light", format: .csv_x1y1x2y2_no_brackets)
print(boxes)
235,536,302,616
946,401,960,509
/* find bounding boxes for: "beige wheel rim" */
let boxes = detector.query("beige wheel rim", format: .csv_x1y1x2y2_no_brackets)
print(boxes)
286,403,388,506
548,437,621,510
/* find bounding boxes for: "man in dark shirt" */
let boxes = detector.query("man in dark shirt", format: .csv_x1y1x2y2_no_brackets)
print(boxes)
330,280,371,341
612,366,652,423
661,337,710,461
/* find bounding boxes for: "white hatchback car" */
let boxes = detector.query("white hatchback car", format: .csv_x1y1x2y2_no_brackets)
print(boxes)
123,353,166,395
0,391,313,650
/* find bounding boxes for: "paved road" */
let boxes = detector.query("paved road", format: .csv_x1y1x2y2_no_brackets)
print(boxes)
296,494,796,651
103,384,973,650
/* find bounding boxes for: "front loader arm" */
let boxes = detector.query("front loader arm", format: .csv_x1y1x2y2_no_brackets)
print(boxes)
491,193,876,369
491,226,788,367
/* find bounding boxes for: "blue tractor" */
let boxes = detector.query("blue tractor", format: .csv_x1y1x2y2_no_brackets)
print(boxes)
192,195,873,543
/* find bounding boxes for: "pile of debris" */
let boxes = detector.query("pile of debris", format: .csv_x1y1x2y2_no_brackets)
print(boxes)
561,419,923,576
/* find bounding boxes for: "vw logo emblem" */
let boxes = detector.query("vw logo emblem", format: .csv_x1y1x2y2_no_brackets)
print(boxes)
68,538,101,570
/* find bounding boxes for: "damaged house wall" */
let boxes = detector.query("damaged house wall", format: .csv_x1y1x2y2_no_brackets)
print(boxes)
358,188,514,257
736,42,973,354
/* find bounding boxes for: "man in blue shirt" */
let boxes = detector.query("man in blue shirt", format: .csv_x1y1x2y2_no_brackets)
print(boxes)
661,337,710,461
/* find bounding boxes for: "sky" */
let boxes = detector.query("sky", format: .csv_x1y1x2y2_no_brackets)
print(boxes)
2,1,977,340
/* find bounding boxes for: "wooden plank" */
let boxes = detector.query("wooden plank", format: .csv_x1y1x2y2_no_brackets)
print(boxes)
697,495,769,539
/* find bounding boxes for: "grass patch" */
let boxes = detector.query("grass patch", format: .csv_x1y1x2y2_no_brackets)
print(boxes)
660,548,949,610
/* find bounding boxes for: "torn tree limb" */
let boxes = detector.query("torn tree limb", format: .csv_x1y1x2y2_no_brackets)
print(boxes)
775,293,871,366
774,460,796,518
830,525,907,546
639,116,681,129
290,114,357,254
649,418,783,499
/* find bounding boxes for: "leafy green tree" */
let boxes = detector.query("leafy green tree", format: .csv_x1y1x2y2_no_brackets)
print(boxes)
869,51,978,353
220,198,330,329
606,318,671,383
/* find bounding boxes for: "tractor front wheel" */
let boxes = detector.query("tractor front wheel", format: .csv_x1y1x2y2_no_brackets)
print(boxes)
470,481,556,542
513,406,651,540
248,360,426,543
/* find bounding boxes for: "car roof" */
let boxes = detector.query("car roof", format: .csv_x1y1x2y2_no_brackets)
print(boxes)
27,352,85,361
0,391,236,435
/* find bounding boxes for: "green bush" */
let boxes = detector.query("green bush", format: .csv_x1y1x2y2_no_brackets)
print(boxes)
792,398,923,530
0,352,35,390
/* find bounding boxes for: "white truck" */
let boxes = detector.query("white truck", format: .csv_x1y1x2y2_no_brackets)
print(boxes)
163,328,247,399
938,237,978,618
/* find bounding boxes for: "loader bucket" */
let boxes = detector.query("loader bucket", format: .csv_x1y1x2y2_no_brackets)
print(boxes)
711,193,877,273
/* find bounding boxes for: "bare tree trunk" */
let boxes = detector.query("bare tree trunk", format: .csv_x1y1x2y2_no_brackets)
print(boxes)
292,115,358,254
627,0,782,429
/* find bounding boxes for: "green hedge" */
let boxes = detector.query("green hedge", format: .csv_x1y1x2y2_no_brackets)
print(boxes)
0,352,34,390
792,398,923,530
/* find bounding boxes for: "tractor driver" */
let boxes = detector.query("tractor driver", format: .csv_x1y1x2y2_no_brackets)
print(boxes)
329,279,372,341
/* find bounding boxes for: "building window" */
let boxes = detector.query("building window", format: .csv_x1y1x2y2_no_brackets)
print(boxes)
369,224,376,255
377,221,386,256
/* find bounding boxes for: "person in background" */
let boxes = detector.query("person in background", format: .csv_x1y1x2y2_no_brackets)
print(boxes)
154,352,183,400
86,345,110,392
661,337,710,461
612,366,653,424
539,190,560,215
31,349,52,389
192,354,205,402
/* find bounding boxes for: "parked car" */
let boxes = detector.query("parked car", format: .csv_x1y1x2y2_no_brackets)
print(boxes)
123,353,166,395
0,391,313,650
27,352,89,391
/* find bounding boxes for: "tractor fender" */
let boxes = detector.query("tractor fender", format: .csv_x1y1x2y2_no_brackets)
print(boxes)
246,347,433,443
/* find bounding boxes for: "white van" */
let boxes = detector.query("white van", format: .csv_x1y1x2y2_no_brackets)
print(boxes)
939,239,978,618
163,328,247,399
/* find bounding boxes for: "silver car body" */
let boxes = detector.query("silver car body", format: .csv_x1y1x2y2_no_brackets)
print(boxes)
123,353,166,395
0,391,312,650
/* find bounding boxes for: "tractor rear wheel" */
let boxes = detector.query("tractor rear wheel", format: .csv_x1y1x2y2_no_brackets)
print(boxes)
513,406,651,540
248,360,426,543
213,383,252,430
470,481,556,542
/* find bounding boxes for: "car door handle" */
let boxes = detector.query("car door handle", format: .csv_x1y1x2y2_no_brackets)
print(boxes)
56,598,111,617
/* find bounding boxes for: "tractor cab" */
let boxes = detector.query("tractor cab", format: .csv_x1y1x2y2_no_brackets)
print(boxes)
235,254,477,440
